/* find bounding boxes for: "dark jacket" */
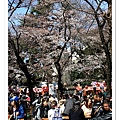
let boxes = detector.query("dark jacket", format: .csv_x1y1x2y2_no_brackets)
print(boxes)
63,98,74,115
91,109,112,120
69,103,85,120
91,102,103,118
40,105,50,118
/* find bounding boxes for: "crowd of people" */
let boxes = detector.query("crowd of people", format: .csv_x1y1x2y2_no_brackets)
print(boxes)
8,83,112,120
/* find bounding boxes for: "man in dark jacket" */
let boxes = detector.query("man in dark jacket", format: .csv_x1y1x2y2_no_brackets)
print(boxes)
91,95,103,118
102,100,112,120
40,98,50,119
63,93,74,116
91,100,112,120
69,101,85,120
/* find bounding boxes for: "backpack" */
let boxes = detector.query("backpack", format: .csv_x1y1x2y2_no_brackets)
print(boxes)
52,108,63,120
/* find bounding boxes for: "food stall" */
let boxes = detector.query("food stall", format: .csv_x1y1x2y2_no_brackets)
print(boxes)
83,81,107,96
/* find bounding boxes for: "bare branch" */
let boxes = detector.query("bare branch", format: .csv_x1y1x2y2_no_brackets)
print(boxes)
8,0,15,12
9,20,21,54
8,0,23,20
95,0,104,14
86,19,95,34
22,0,33,27
65,0,96,15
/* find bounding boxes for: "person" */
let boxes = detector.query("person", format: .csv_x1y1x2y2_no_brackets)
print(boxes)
53,94,58,104
92,83,96,95
58,99,66,114
69,101,85,120
98,91,103,98
48,94,55,107
26,93,31,108
32,100,41,120
9,96,25,120
75,83,83,98
82,98,92,120
32,94,42,120
19,99,27,120
101,100,112,120
105,95,112,109
40,97,50,120
48,100,63,120
19,90,27,110
91,95,103,118
8,105,13,120
32,93,41,106
62,93,74,116
102,90,106,102
91,100,112,120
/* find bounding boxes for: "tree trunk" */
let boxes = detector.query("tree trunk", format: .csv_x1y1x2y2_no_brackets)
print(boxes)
84,0,112,97
99,1,112,96
17,56,34,102
8,36,34,102
104,44,112,96
98,27,112,96
55,62,63,99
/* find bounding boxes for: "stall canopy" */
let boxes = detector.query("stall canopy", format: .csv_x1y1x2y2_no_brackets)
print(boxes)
83,86,102,91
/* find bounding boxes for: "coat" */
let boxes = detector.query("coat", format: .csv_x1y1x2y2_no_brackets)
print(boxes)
40,105,50,118
69,105,85,120
63,98,74,115
91,109,112,120
13,105,25,119
91,102,103,118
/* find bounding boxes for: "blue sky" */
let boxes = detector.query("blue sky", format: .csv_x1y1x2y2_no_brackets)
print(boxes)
8,7,28,26
8,0,38,25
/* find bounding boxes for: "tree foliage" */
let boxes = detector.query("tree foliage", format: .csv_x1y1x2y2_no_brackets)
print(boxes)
8,0,112,97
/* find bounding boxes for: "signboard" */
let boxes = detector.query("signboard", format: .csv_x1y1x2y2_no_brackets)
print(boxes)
91,81,106,87
33,87,43,93
49,84,54,95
